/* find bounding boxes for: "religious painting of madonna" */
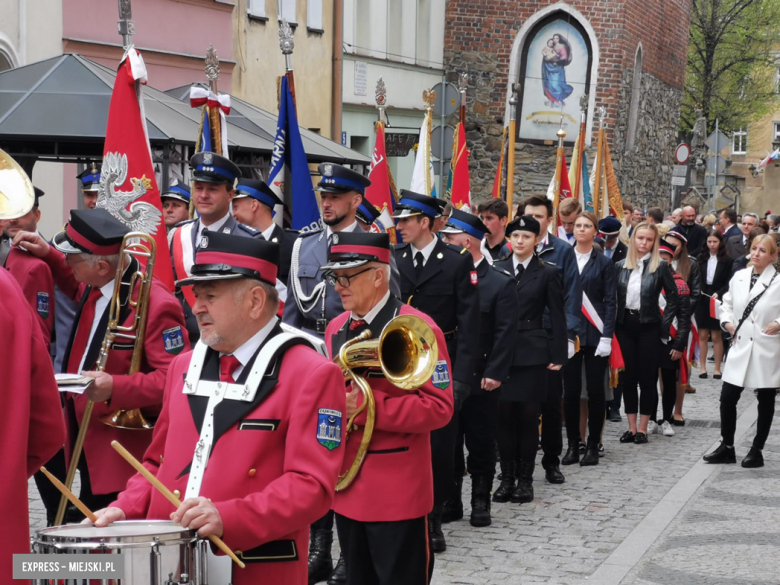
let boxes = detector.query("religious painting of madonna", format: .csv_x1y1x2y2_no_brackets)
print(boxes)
516,13,592,145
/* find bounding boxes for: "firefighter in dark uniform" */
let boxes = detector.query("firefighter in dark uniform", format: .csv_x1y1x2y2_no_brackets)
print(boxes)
440,209,518,528
393,190,479,552
231,178,296,285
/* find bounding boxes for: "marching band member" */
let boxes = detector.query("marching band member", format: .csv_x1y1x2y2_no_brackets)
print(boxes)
231,178,295,285
160,180,191,232
170,152,260,345
93,232,346,585
393,190,479,552
440,210,518,527
14,209,188,515
322,231,453,584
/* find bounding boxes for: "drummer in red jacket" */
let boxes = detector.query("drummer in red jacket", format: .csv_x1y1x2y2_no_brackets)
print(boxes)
92,232,347,585
322,232,454,585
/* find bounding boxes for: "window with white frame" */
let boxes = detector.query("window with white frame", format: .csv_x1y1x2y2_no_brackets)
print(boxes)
774,121,780,141
307,0,323,31
279,0,296,24
248,0,265,18
732,127,748,155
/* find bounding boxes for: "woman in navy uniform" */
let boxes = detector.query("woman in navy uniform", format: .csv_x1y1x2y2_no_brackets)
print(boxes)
494,216,567,505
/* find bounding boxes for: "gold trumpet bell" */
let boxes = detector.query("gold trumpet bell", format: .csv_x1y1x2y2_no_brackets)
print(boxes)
0,148,35,221
99,409,154,430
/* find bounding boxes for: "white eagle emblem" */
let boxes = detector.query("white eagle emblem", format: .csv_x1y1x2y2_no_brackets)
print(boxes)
97,152,162,235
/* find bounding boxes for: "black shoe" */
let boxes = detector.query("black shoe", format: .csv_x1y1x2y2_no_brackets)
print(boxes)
633,432,648,444
327,552,346,585
608,407,622,422
580,445,600,466
703,442,736,464
441,499,463,523
742,447,764,468
470,476,492,527
714,374,722,380
428,510,446,552
511,462,535,503
492,461,515,503
562,444,580,466
544,464,565,484
672,417,686,427
308,528,333,585
699,372,708,379
619,431,636,443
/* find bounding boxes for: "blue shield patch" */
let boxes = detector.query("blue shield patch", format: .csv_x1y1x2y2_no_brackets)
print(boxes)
36,292,49,319
317,408,343,451
431,360,450,390
162,326,185,355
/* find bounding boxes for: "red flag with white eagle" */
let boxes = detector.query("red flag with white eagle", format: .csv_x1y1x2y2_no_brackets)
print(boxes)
97,48,174,291
365,121,399,244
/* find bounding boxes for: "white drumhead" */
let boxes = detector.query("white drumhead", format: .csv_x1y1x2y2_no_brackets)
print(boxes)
39,520,190,539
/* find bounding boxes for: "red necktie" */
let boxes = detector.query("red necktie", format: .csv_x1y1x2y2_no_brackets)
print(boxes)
66,288,103,374
219,355,241,383
349,319,367,330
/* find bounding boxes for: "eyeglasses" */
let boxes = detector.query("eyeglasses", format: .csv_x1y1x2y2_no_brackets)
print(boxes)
324,266,377,288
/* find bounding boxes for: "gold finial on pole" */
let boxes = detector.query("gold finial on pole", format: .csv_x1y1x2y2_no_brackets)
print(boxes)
376,77,387,125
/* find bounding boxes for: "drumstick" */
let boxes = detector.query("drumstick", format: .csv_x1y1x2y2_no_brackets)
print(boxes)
40,466,99,524
111,440,246,569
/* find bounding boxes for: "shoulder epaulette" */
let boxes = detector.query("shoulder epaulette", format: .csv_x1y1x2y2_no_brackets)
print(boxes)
490,264,513,278
442,242,465,254
173,218,197,228
394,242,410,250
237,223,259,234
298,228,322,239
284,228,300,235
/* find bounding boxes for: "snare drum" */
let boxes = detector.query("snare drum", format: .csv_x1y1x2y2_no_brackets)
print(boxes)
32,520,229,585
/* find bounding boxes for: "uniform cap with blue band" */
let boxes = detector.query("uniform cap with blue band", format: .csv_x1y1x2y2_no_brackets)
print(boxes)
233,178,283,209
316,162,371,194
356,199,381,225
161,179,191,204
189,151,241,185
392,190,440,219
441,208,491,239
76,163,102,192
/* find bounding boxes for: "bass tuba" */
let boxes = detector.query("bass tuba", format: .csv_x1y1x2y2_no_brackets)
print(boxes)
334,314,437,491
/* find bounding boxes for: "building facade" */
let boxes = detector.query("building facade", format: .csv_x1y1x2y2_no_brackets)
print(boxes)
729,110,780,215
444,0,692,208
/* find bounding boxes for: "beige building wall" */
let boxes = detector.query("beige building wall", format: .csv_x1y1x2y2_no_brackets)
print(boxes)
232,0,334,138
731,108,780,215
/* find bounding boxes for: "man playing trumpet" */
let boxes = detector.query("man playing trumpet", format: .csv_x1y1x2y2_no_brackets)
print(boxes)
322,232,454,584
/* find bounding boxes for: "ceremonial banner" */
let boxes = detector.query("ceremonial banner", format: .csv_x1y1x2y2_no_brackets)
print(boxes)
97,48,174,291
267,76,320,232
491,127,508,200
365,121,399,243
189,86,230,155
447,122,471,209
411,109,436,197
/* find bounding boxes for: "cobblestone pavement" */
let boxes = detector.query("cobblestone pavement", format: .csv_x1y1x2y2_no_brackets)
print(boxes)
28,365,772,584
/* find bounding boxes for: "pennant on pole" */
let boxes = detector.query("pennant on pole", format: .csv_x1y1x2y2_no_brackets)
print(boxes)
411,109,436,196
365,121,399,243
448,122,471,210
492,127,508,199
97,48,174,291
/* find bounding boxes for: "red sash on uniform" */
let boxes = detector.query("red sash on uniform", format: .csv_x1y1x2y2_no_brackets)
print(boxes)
172,227,197,310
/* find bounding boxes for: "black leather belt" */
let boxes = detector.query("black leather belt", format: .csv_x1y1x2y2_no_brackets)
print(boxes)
517,320,544,330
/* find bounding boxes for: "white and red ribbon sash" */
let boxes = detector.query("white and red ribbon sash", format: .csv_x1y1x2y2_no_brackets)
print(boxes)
189,86,231,114
581,292,624,371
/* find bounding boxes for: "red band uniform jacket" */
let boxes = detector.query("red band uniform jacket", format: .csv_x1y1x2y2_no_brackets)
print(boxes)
44,248,189,494
112,322,347,585
326,298,454,522
4,246,55,348
0,270,65,581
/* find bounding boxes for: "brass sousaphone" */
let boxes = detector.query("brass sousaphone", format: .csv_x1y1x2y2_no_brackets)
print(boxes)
334,314,438,490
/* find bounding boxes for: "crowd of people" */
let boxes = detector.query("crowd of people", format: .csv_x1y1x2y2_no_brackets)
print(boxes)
3,145,779,585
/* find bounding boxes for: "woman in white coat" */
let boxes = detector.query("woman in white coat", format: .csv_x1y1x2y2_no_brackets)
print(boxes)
704,234,780,468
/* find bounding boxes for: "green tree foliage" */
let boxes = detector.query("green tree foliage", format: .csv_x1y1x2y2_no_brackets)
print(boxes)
682,0,780,134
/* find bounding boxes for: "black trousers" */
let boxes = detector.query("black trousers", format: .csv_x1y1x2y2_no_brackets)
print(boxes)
616,314,661,416
335,513,432,585
312,510,334,531
608,371,624,411
497,401,540,465
32,448,67,525
720,383,777,449
454,390,500,480
431,413,457,507
563,347,608,447
540,369,563,468
657,365,679,423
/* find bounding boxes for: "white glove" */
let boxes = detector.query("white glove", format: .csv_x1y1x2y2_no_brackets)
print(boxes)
567,340,575,359
594,337,612,357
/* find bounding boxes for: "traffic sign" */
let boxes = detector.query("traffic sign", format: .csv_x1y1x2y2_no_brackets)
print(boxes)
707,155,726,175
431,125,455,160
675,143,690,165
671,164,688,187
431,82,459,117
706,130,729,154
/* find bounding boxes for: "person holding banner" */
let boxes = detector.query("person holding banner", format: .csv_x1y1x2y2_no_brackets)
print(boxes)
561,211,616,466
696,230,731,380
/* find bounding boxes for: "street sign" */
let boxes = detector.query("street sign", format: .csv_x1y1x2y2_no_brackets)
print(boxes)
431,125,455,160
707,154,726,175
431,82,459,117
671,164,688,187
675,143,691,165
706,130,729,154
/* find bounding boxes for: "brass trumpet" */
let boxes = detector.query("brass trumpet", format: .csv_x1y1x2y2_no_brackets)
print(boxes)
54,232,156,525
334,314,437,491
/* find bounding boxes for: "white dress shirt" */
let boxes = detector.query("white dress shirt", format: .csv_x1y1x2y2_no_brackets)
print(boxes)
351,290,391,323
536,233,550,253
198,213,231,246
261,224,276,241
625,253,651,310
512,255,532,276
575,248,592,274
706,254,717,285
326,221,358,242
411,236,438,268
78,279,117,372
221,316,279,380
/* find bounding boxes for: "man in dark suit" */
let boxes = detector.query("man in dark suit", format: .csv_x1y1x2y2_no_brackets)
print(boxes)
719,208,741,245
677,206,708,257
393,191,479,552
440,209,518,528
599,216,627,264
726,212,758,260
520,196,580,485
231,178,296,285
